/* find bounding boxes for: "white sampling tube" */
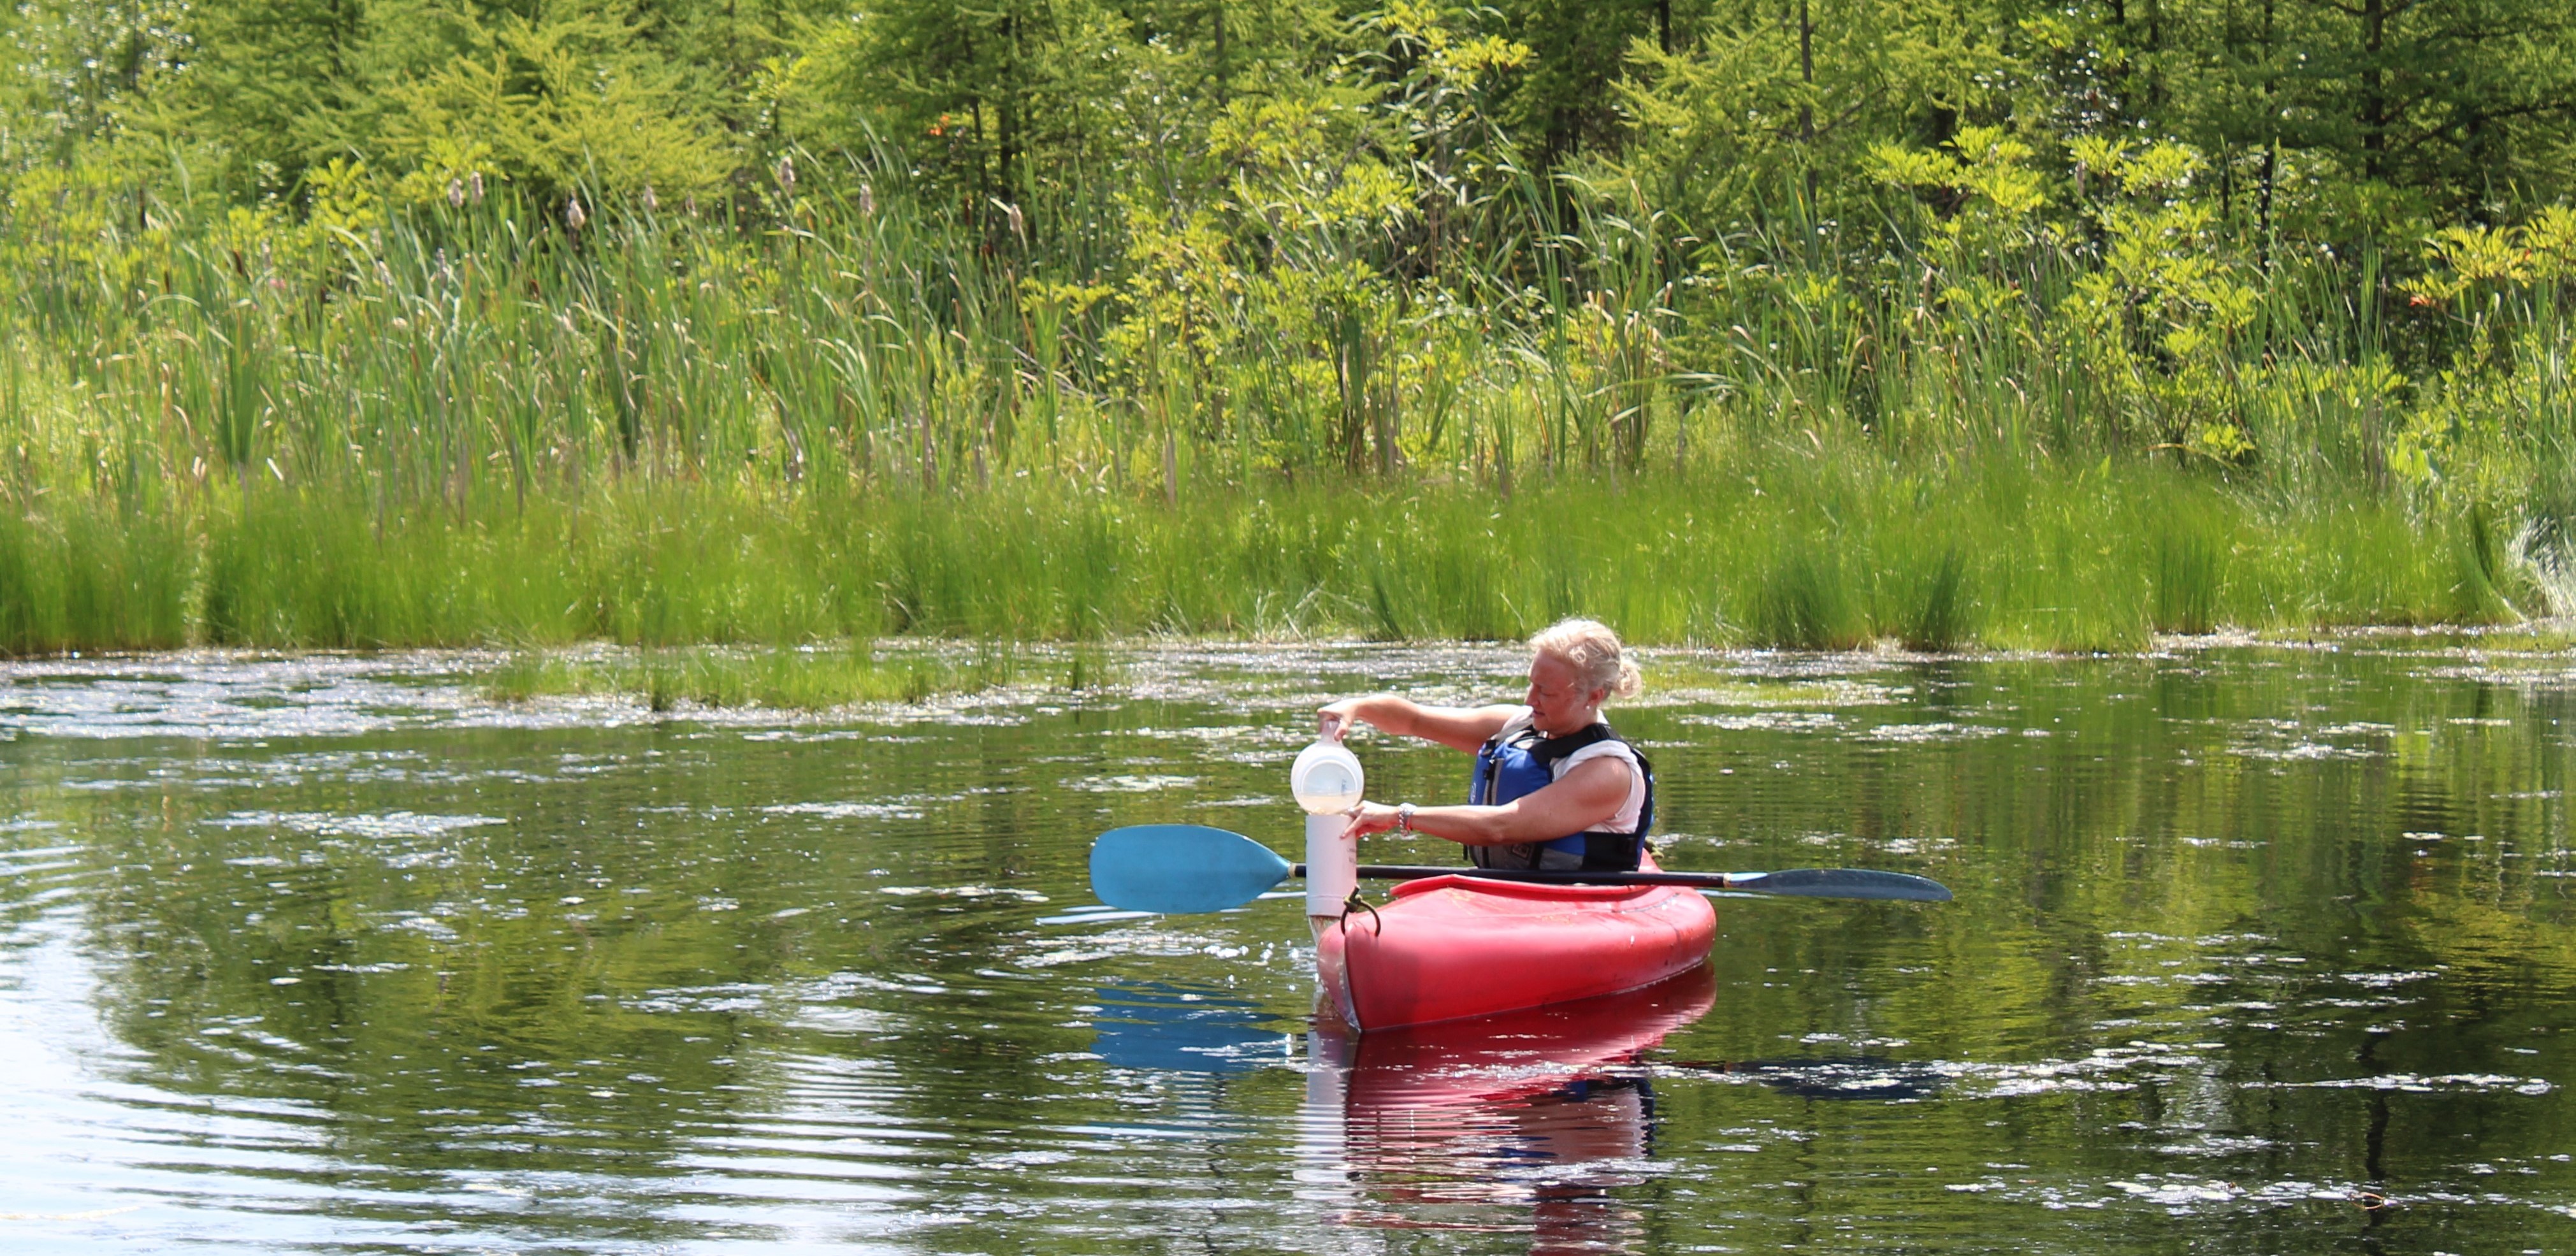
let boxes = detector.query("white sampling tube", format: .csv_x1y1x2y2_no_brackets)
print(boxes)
1305,811,1357,922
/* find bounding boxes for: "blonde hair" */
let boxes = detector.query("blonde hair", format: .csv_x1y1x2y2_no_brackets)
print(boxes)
1528,617,1642,701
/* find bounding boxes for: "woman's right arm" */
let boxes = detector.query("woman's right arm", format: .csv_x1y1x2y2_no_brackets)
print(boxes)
1318,696,1516,754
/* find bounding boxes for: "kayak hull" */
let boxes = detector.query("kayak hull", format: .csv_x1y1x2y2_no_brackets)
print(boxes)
1312,858,1717,1032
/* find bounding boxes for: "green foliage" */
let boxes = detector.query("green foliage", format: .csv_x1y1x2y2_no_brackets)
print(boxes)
0,0,2573,652
370,3,735,202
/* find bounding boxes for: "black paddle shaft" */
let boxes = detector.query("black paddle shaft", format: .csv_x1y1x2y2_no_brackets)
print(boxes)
1294,863,1953,902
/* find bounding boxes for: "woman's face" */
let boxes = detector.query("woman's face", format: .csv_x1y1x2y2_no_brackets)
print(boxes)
1525,652,1605,735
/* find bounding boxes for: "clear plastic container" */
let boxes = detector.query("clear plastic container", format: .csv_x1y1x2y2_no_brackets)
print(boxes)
1290,739,1365,815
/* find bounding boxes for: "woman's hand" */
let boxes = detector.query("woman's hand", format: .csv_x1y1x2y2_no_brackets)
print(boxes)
1315,699,1365,742
1340,800,1407,840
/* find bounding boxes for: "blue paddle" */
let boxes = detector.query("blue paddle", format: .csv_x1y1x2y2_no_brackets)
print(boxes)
1088,824,1954,914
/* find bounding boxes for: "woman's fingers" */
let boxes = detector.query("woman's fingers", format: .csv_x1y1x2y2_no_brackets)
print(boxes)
1340,801,1391,839
1315,700,1361,742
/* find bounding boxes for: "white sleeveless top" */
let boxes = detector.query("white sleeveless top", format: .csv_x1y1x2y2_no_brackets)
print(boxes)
1494,707,1646,834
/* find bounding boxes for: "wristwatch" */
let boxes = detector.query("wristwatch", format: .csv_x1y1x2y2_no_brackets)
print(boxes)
1395,802,1417,832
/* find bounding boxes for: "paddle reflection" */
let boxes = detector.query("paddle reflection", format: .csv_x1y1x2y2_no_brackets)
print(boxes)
1298,966,1717,1253
1089,981,1284,1074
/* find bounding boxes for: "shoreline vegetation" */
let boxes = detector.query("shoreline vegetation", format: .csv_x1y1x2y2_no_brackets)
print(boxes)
4,3,2574,656
0,470,2541,656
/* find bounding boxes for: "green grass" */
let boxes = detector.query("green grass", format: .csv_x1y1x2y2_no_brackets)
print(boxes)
1749,543,1862,651
1897,545,1978,652
0,455,2515,655
2152,524,2224,636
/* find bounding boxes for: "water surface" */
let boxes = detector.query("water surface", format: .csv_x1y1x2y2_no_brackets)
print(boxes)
4,641,2575,1253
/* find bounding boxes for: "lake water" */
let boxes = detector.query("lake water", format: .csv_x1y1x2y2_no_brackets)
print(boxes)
4,641,2575,1253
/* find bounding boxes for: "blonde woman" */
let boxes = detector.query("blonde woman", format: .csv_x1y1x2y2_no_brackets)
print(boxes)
1320,618,1653,872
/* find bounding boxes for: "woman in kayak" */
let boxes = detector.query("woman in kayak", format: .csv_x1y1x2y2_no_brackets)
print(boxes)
1321,618,1651,872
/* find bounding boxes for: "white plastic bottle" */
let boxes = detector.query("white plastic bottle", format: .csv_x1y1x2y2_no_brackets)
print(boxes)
1290,738,1364,815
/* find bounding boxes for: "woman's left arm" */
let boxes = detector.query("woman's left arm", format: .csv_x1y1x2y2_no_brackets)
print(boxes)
1343,757,1630,848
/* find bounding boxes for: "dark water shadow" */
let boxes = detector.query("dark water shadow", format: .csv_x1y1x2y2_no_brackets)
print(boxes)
1658,1053,1949,1101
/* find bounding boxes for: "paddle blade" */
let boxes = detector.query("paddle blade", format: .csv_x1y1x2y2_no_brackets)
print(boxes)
1725,868,1953,902
1089,825,1293,914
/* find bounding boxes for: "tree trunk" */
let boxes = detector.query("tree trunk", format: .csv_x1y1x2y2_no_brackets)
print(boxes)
999,6,1022,196
1798,0,1817,212
2259,0,2277,268
2361,0,2387,180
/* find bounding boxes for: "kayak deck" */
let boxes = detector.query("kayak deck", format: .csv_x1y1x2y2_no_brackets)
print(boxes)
1312,857,1718,1032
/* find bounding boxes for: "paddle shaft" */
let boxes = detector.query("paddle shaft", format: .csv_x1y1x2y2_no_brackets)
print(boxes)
1299,863,1937,896
1317,863,1732,888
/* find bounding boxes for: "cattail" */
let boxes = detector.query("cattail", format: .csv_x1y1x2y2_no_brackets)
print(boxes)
447,178,465,208
858,182,876,217
776,154,796,193
468,171,484,202
565,198,587,231
641,185,658,212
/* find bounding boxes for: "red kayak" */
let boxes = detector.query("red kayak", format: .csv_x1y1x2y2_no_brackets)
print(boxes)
1312,854,1717,1032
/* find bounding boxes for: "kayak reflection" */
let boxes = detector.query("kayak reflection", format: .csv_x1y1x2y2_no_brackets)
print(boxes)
1298,965,1718,1253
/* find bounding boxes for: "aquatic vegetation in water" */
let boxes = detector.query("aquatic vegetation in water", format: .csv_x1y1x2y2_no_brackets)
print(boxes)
481,644,1025,712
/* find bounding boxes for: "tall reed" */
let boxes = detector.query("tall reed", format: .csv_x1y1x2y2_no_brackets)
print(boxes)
0,158,2565,652
4,162,2570,507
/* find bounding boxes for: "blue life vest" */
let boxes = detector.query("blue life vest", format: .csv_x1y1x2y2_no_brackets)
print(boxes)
1466,722,1654,872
